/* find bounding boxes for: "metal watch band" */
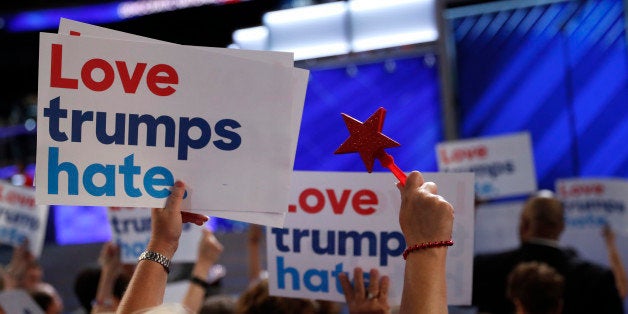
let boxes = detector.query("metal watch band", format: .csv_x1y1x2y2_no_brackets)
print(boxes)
138,250,171,273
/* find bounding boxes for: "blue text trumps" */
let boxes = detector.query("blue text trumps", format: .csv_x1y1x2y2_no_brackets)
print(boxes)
43,96,242,160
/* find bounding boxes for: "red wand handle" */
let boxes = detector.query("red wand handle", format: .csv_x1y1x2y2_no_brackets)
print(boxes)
376,151,407,186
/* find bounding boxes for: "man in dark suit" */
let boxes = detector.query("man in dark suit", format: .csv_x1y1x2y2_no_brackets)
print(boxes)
472,192,624,314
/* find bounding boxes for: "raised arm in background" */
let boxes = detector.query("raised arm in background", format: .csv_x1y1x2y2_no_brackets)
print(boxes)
181,228,224,312
4,240,35,289
603,224,628,299
91,242,122,313
247,224,264,284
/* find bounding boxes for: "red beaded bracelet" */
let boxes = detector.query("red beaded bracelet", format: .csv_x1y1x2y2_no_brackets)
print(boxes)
403,240,454,260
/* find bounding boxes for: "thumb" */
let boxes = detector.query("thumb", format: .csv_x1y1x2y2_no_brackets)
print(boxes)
164,181,186,213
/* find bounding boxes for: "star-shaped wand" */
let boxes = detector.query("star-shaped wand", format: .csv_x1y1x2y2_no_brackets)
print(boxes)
334,107,407,186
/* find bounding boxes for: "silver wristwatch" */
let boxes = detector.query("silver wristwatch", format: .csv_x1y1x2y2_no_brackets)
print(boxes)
138,250,171,273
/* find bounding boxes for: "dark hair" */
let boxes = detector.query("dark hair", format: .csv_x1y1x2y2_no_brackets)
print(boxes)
200,294,236,314
235,279,316,314
73,267,100,312
31,290,54,311
521,195,565,239
74,267,130,312
113,272,131,300
507,261,564,314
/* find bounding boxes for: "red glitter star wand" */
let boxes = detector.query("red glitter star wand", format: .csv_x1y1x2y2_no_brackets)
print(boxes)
334,107,407,186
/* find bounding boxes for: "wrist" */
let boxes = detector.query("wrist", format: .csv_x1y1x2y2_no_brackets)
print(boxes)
404,247,449,269
138,250,172,274
189,275,211,292
192,262,212,277
101,264,121,275
403,240,453,260
147,241,177,259
92,297,115,310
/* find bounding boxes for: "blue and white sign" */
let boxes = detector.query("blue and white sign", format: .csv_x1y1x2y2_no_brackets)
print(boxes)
267,171,475,305
0,181,48,257
36,26,309,227
436,132,536,200
55,19,304,227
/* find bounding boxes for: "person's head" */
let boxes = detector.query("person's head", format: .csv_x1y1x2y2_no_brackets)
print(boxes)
200,294,236,314
519,191,565,242
235,279,317,314
74,267,100,312
30,284,63,314
73,267,130,312
113,272,131,302
315,300,341,314
38,282,63,311
507,261,564,314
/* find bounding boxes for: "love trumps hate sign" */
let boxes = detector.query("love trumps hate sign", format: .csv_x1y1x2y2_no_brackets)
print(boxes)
0,182,48,258
36,33,309,220
56,18,305,227
267,171,475,305
437,132,537,200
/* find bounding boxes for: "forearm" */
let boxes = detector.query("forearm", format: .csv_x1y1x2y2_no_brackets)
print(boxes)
92,267,118,313
117,259,169,313
118,181,184,312
5,264,26,289
400,248,448,314
117,240,173,313
248,242,262,283
606,242,628,298
3,273,20,289
182,261,213,312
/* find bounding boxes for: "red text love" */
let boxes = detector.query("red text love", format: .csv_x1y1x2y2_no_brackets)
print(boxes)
50,44,178,96
0,185,35,209
558,183,605,197
439,145,488,165
288,188,378,215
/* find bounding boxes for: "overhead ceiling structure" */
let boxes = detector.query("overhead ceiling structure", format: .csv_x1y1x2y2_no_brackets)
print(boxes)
0,0,282,104
231,0,438,61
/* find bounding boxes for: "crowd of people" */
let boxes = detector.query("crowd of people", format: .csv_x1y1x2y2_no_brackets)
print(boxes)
0,171,625,313
111,171,454,313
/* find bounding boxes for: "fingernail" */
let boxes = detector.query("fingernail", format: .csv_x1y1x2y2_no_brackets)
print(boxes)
175,181,184,188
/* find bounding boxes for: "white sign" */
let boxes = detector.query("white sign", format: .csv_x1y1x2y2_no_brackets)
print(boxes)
266,171,475,305
0,181,49,257
556,177,628,234
36,29,309,227
474,200,524,254
436,132,537,199
556,178,628,314
107,207,204,263
55,19,304,227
